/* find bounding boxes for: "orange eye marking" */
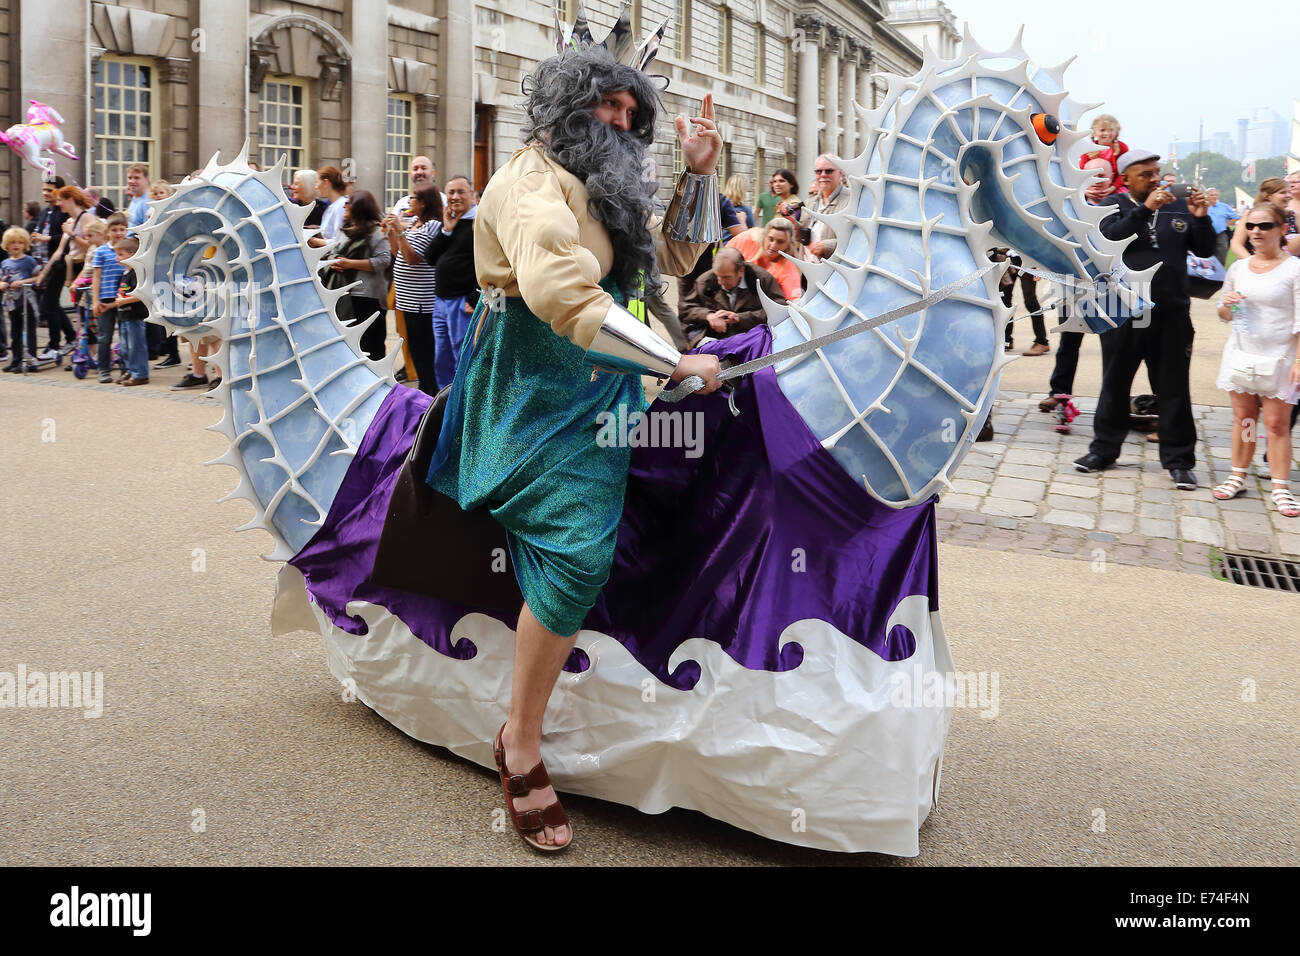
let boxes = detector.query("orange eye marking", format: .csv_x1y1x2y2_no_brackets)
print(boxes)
1031,113,1060,145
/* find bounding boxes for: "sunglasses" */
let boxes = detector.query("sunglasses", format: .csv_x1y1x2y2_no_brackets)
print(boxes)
813,168,837,175
1244,222,1277,231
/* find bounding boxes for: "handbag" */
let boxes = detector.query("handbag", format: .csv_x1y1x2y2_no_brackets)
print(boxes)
368,386,524,614
1228,332,1281,393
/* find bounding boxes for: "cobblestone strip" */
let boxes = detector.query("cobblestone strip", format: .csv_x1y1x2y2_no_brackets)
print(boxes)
945,392,1300,569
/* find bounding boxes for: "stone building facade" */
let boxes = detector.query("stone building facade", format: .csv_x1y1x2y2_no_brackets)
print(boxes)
1,0,958,224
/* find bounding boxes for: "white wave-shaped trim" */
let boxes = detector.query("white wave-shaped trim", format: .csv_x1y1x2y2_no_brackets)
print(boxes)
271,566,954,856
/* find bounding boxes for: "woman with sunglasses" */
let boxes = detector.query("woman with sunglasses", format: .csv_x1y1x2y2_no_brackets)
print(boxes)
1213,204,1300,517
1229,178,1300,260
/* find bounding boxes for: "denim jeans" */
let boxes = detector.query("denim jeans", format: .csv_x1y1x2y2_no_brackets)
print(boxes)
118,318,149,380
432,294,472,391
96,304,118,375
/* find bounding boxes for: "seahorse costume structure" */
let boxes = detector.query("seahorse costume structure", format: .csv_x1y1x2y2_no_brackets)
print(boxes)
131,12,1149,854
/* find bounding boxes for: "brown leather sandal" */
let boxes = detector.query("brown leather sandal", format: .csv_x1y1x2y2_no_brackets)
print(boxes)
493,723,573,853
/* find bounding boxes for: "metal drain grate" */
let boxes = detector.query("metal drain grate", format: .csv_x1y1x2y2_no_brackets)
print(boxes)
1215,551,1300,593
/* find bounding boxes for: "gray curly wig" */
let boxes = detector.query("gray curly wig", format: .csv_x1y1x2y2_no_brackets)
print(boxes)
521,46,666,298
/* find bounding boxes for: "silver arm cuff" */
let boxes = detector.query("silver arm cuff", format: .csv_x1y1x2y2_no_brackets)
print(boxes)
585,300,682,379
664,170,722,244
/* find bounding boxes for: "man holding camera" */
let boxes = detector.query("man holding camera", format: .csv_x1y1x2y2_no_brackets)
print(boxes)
1073,149,1216,490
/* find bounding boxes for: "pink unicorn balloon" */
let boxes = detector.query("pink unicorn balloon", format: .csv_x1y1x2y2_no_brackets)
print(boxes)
0,100,79,173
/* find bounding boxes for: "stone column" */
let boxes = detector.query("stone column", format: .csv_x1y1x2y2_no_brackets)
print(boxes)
195,0,248,171
438,0,474,181
857,59,873,149
794,15,822,186
346,0,387,194
822,25,840,160
841,39,857,159
19,0,87,201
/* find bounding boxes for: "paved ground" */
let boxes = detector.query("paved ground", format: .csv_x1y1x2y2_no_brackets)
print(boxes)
2,306,1296,866
936,296,1300,574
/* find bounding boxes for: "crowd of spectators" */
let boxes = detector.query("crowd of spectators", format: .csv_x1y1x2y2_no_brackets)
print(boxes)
3,113,1298,518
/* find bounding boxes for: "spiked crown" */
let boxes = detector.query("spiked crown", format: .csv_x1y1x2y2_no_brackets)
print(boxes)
555,1,669,73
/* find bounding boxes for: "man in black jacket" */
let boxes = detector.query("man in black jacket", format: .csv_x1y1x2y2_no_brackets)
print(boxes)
424,175,479,390
1074,148,1216,490
679,247,785,346
31,178,72,357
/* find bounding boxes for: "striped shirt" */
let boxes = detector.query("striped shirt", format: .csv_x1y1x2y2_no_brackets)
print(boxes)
392,219,440,313
91,243,125,301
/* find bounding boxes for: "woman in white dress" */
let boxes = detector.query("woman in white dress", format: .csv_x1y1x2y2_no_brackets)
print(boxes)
1213,204,1300,517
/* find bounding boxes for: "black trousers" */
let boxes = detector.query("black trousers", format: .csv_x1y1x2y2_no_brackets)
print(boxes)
349,296,386,362
6,295,39,360
1048,302,1084,395
146,321,176,360
40,261,75,349
1001,270,1046,346
402,309,438,396
1049,330,1084,395
1088,304,1197,470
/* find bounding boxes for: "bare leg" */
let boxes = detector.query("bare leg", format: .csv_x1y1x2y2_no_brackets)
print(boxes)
1229,391,1261,471
1262,397,1293,481
189,337,208,378
500,601,576,848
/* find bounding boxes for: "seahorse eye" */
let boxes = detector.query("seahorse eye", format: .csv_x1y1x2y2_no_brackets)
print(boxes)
1031,113,1060,145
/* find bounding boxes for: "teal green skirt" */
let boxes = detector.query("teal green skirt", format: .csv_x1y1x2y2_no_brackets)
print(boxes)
426,279,646,636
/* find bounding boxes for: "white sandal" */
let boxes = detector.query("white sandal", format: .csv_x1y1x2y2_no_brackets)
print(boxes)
1213,471,1248,501
1271,481,1300,518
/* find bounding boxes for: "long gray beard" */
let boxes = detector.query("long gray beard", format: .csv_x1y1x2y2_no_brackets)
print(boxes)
543,112,662,299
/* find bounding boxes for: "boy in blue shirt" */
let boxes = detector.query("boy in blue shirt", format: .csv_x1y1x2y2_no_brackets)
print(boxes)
90,213,129,382
1,227,41,372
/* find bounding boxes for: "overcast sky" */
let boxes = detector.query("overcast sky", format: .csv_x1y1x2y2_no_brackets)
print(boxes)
949,0,1298,151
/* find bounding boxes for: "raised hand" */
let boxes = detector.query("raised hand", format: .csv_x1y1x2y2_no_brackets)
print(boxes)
675,93,722,176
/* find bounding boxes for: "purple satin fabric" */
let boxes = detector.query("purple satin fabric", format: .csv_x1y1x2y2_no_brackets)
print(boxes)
289,326,939,689
288,385,516,661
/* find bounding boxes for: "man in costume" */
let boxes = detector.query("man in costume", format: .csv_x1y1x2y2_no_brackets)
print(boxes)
426,41,723,851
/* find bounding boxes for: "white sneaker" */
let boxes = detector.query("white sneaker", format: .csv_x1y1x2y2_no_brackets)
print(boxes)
39,348,59,360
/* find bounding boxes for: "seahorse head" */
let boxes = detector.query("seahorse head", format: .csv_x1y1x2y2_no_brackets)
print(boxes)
764,27,1153,508
843,26,1156,331
130,145,395,560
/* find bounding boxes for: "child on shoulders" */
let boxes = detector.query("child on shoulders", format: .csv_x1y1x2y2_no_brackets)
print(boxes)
1079,113,1129,193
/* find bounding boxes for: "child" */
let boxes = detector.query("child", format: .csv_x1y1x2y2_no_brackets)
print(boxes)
148,180,173,201
111,236,149,386
0,227,41,372
69,217,103,371
1078,114,1129,193
90,213,129,382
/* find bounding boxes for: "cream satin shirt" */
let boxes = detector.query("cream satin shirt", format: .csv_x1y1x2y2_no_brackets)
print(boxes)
474,142,707,351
